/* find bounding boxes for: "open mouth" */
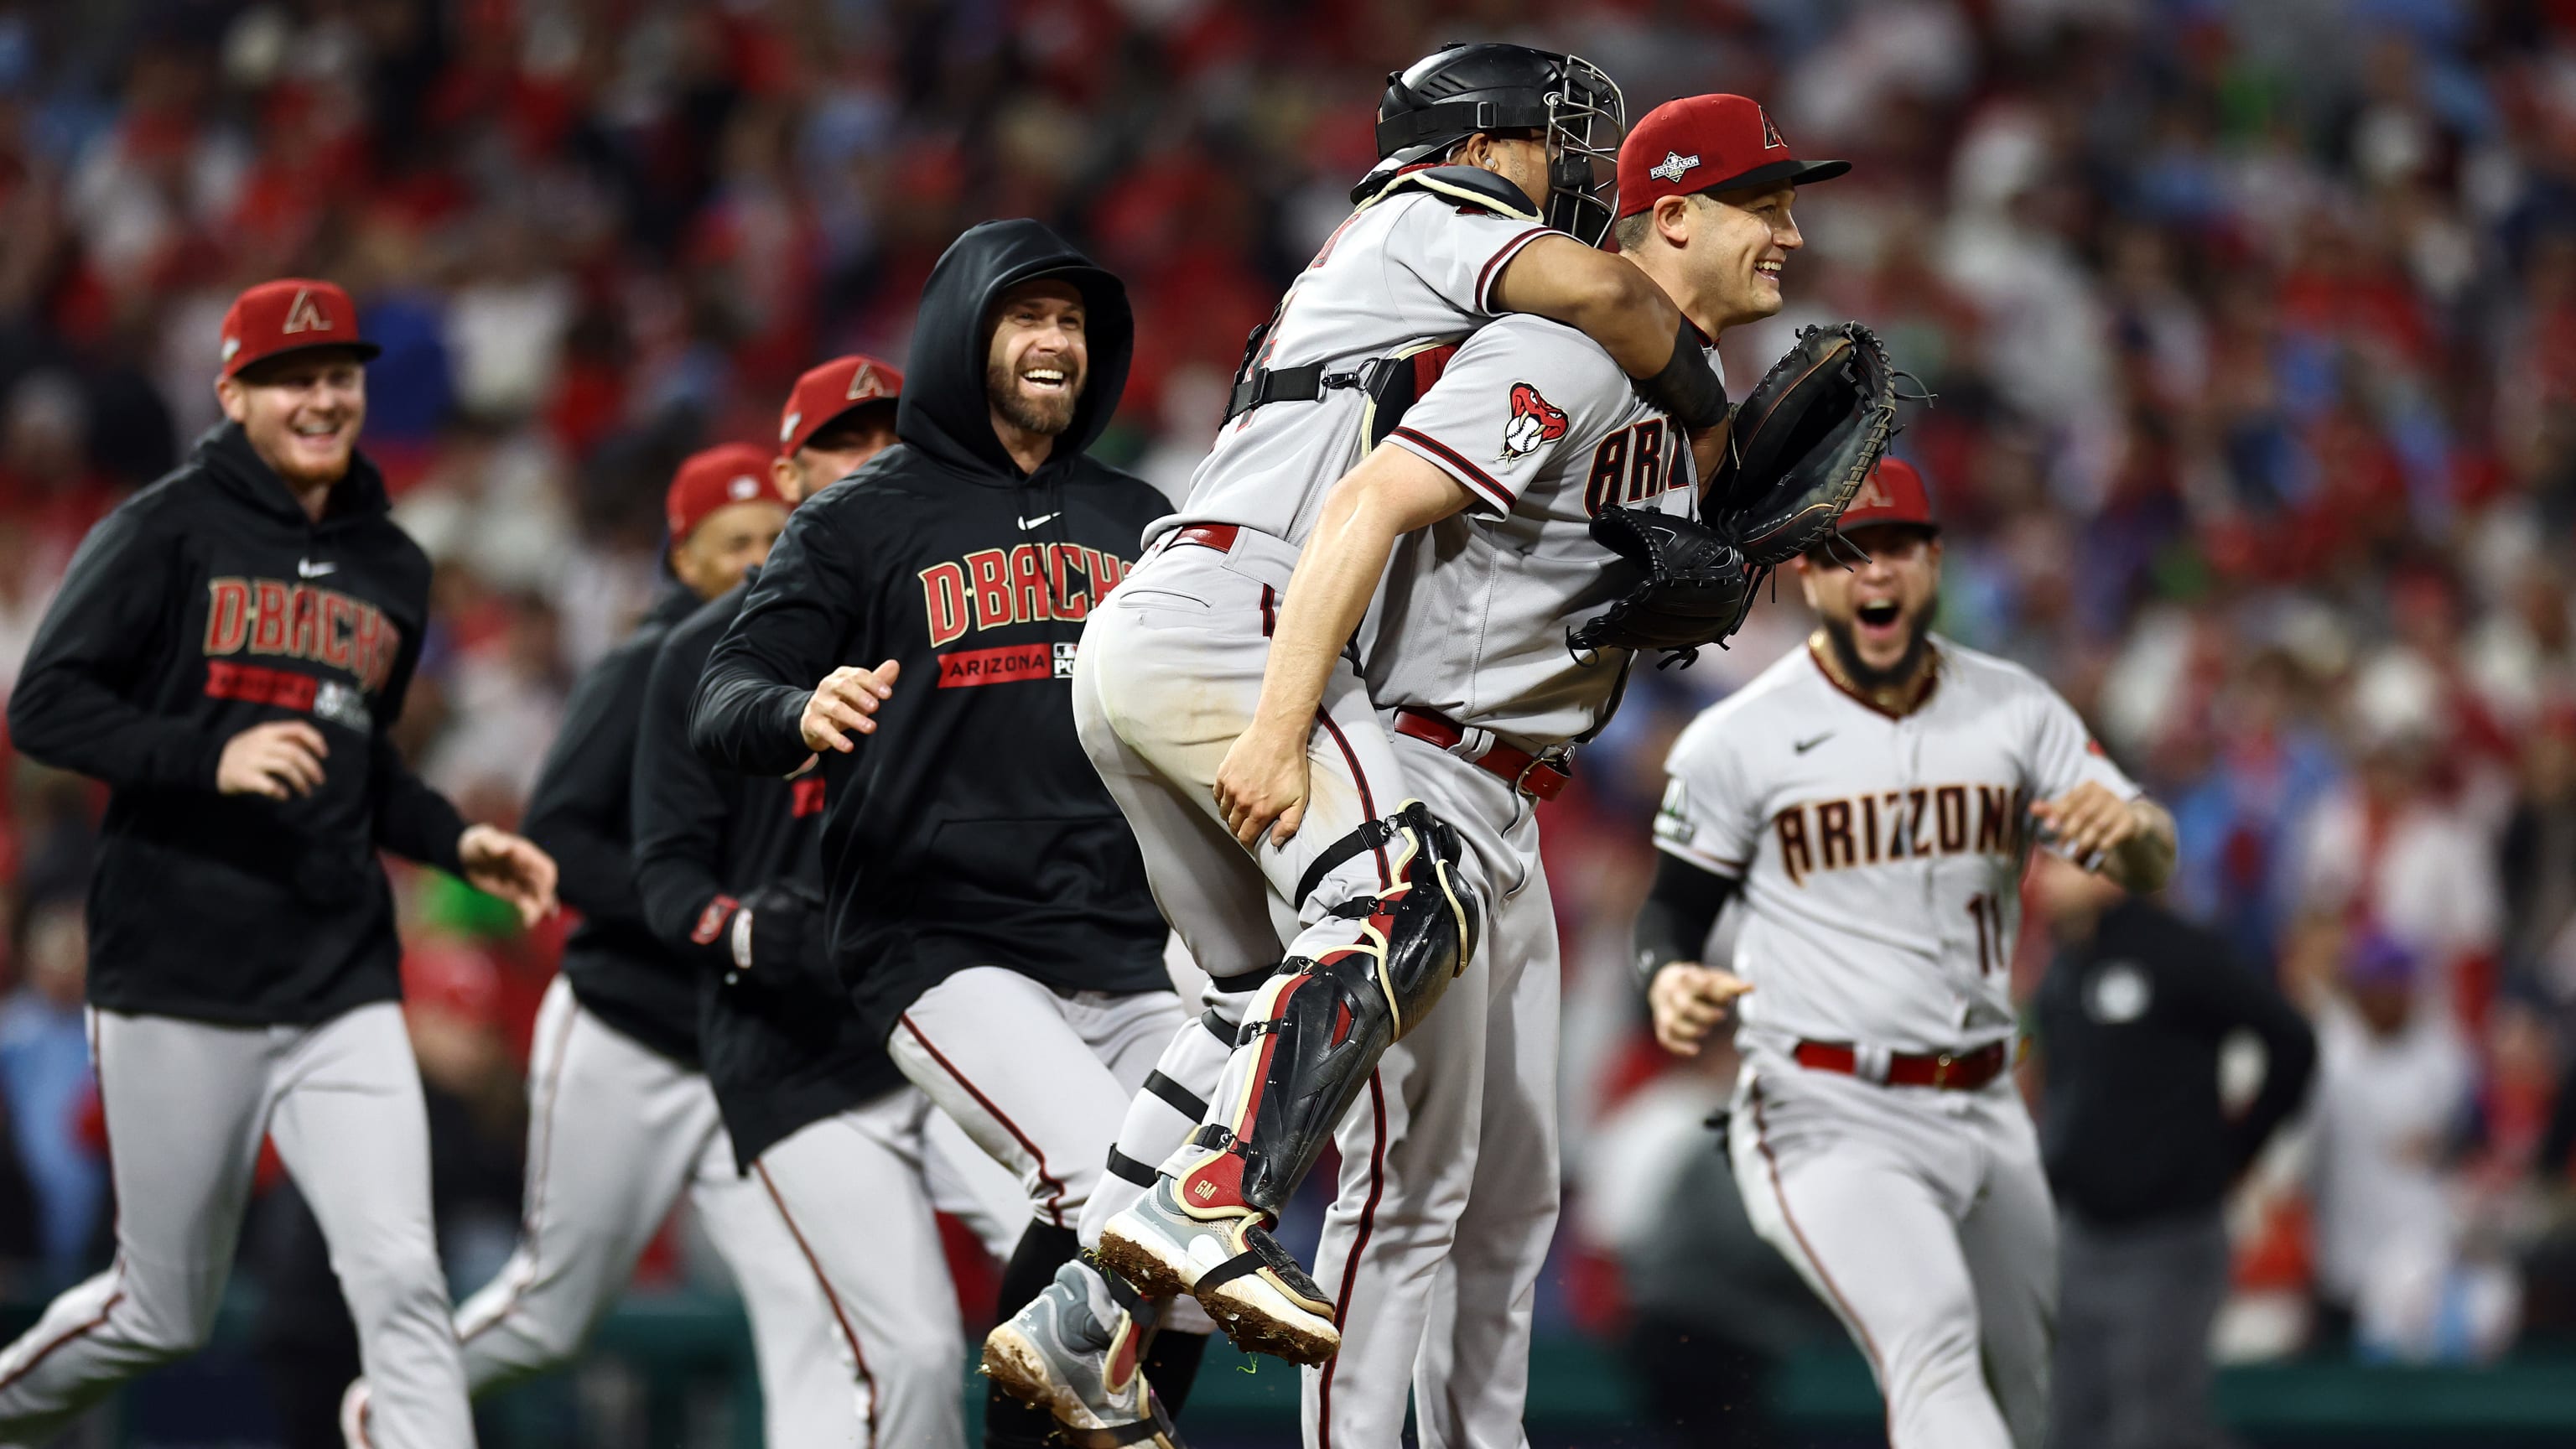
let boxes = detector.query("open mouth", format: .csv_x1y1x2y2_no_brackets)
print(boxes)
291,418,342,439
1854,599,1903,637
1020,366,1069,393
1755,259,1783,284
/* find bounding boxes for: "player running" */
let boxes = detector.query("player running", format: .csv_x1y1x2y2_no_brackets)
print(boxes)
344,443,809,1444
1640,460,2178,1449
631,360,1025,1448
0,278,556,1449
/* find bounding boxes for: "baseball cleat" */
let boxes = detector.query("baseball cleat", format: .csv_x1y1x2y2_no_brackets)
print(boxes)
1098,1176,1338,1366
336,1379,371,1449
981,1259,1187,1448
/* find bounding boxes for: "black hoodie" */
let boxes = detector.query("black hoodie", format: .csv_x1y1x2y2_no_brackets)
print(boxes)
692,220,1169,1037
636,578,901,1167
520,584,704,1065
8,423,465,1025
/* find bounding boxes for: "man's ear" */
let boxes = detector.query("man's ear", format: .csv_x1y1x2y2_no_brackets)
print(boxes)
771,454,803,506
1654,194,1697,249
214,376,247,424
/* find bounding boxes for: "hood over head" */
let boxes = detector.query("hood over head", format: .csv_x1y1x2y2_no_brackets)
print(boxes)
896,220,1134,483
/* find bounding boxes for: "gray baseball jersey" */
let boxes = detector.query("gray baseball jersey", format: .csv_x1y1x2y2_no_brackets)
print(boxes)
1655,636,2139,1052
1153,185,1555,548
1365,314,1706,747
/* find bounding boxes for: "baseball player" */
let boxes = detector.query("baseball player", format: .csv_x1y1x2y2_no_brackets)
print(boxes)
1094,94,1835,1448
691,221,1212,1449
0,278,557,1449
983,49,1750,1425
1641,459,2179,1449
345,414,971,1446
633,357,1027,1449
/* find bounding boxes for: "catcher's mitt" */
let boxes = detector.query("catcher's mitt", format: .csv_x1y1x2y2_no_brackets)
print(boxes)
1708,321,1897,566
1567,506,1754,664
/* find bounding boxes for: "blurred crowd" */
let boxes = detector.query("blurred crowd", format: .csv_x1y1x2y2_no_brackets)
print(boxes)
0,0,2570,1432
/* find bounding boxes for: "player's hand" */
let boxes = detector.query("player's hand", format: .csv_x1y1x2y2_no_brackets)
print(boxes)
801,661,899,754
1649,962,1753,1057
1215,719,1311,849
2029,782,2142,871
459,823,559,927
216,719,330,800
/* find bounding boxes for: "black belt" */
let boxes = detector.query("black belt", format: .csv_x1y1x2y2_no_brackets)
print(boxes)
1225,356,1404,422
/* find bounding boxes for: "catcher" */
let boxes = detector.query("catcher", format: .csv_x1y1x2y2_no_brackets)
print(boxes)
1047,95,1887,1447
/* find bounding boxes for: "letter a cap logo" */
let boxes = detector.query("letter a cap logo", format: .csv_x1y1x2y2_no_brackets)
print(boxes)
217,278,378,380
282,287,332,335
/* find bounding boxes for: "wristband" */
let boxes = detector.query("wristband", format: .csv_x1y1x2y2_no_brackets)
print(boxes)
1639,319,1729,431
730,908,756,971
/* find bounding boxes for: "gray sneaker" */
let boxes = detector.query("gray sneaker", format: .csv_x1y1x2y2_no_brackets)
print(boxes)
1097,1175,1339,1367
981,1259,1187,1448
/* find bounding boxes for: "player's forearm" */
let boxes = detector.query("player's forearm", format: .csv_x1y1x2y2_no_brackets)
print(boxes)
1249,491,1405,741
2101,798,2177,893
368,745,470,875
1249,452,1471,740
689,667,814,777
1493,238,1678,377
1633,851,1741,988
5,672,226,792
1491,237,1727,428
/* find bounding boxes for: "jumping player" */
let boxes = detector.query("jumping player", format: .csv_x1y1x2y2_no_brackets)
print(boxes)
0,278,556,1449
990,93,1841,1447
982,49,1742,1421
1641,460,2178,1449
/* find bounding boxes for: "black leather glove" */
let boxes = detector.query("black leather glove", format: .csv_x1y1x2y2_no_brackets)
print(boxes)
724,879,828,992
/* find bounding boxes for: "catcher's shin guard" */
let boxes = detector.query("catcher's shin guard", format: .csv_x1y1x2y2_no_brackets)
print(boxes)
1170,801,1482,1224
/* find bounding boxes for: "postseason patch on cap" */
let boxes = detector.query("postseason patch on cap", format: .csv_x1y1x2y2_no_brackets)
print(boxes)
1649,152,1701,184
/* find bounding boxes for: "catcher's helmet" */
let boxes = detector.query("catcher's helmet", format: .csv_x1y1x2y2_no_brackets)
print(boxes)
1372,42,1625,246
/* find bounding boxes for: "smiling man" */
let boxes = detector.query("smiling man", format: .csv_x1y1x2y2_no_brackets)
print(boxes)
0,278,556,1449
690,222,1206,1449
1638,458,2178,1449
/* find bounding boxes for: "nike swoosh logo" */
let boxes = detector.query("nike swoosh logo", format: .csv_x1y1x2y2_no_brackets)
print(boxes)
1793,733,1833,754
1017,512,1060,530
296,559,337,579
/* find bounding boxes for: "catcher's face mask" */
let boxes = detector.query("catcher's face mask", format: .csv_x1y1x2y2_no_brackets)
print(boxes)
1543,55,1624,247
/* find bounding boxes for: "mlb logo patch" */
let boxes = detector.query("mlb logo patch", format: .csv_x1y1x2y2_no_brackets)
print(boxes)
1052,641,1078,680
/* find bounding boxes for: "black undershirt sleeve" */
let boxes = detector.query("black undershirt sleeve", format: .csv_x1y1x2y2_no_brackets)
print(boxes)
1632,851,1740,989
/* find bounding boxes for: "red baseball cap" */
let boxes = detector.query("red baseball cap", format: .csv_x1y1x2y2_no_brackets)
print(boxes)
778,355,903,458
218,278,380,379
1618,95,1848,220
1836,457,1938,534
667,443,792,543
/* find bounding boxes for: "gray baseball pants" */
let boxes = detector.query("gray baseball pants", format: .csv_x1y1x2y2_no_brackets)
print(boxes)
0,1002,467,1449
